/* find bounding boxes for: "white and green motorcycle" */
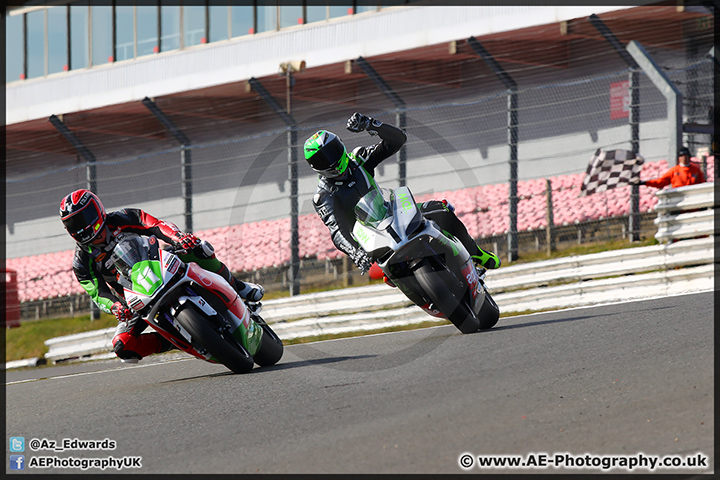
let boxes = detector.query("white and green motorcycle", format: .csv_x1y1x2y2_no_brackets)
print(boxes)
352,186,500,334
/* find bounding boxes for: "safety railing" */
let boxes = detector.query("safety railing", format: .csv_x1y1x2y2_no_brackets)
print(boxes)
654,182,715,243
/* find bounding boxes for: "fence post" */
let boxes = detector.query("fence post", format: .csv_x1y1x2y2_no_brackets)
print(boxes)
589,14,643,242
629,68,641,241
467,37,519,262
141,97,193,233
285,69,301,297
626,41,685,241
247,72,302,296
545,179,556,256
49,114,101,320
343,256,353,287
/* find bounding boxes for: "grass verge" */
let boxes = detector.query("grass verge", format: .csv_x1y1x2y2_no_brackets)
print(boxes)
6,314,117,362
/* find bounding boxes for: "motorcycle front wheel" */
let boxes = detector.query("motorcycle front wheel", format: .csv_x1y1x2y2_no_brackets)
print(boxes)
414,257,480,334
175,303,254,374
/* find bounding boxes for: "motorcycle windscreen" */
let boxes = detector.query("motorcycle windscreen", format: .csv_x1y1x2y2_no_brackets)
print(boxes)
111,236,163,295
111,236,148,278
355,187,392,228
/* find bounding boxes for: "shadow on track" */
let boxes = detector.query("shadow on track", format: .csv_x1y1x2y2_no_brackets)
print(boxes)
488,305,676,333
158,354,376,382
258,354,379,372
288,327,456,372
161,305,675,381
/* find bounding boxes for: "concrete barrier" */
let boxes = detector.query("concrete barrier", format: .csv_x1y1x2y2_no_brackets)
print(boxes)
492,263,712,313
43,327,116,363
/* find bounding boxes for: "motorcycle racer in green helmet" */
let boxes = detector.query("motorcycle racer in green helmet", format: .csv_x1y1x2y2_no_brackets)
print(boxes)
304,112,500,276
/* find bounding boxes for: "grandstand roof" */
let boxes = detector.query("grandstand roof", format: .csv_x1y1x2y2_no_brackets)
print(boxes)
6,3,712,173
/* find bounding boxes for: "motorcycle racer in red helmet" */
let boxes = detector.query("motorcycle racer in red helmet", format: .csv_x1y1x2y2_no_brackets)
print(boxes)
60,189,263,363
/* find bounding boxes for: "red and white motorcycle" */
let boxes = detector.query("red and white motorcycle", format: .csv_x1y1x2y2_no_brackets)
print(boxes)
110,234,283,373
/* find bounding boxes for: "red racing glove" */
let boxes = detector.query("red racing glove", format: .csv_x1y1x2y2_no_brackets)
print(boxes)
175,233,201,250
111,301,133,322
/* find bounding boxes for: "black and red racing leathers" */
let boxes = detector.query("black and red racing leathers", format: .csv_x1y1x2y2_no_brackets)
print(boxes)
71,208,221,314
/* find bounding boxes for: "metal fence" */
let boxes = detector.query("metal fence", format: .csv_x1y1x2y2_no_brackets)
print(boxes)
6,29,715,319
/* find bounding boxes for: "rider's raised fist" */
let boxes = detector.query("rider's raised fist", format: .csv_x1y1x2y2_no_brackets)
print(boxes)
346,112,372,133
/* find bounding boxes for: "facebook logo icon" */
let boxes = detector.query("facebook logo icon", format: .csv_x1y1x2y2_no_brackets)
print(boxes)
10,437,25,452
10,455,25,470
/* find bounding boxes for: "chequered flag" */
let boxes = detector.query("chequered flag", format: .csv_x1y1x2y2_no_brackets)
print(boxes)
580,148,644,196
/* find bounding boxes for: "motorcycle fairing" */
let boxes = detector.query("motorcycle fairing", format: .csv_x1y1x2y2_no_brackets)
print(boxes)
114,235,264,361
116,238,178,311
352,186,424,260
354,186,486,318
183,262,263,356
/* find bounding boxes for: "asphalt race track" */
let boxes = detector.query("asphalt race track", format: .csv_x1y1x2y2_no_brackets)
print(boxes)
5,292,714,475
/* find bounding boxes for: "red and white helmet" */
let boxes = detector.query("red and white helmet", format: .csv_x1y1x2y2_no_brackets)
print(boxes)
60,189,107,244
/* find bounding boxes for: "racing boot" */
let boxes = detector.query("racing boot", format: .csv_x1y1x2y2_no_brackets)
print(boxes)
472,249,500,284
471,248,501,270
229,276,265,302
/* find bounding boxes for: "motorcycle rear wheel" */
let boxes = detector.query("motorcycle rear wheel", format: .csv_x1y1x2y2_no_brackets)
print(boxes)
252,316,284,367
175,304,254,374
414,258,480,334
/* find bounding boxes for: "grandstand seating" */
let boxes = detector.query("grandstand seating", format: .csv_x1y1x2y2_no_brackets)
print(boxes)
7,157,714,303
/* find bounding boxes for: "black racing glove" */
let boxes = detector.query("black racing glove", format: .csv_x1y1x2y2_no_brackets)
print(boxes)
628,178,645,186
347,112,373,134
350,248,372,274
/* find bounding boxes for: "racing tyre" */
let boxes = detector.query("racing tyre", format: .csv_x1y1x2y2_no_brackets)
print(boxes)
252,316,284,367
176,304,254,374
414,258,480,334
477,288,500,330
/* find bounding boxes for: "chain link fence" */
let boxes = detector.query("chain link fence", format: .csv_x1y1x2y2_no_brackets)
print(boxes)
7,23,714,320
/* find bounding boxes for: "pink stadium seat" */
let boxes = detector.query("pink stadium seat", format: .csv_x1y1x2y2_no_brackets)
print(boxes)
705,156,714,179
460,213,479,237
580,203,598,221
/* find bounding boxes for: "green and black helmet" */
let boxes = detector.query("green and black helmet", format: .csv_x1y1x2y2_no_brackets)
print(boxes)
304,130,349,178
